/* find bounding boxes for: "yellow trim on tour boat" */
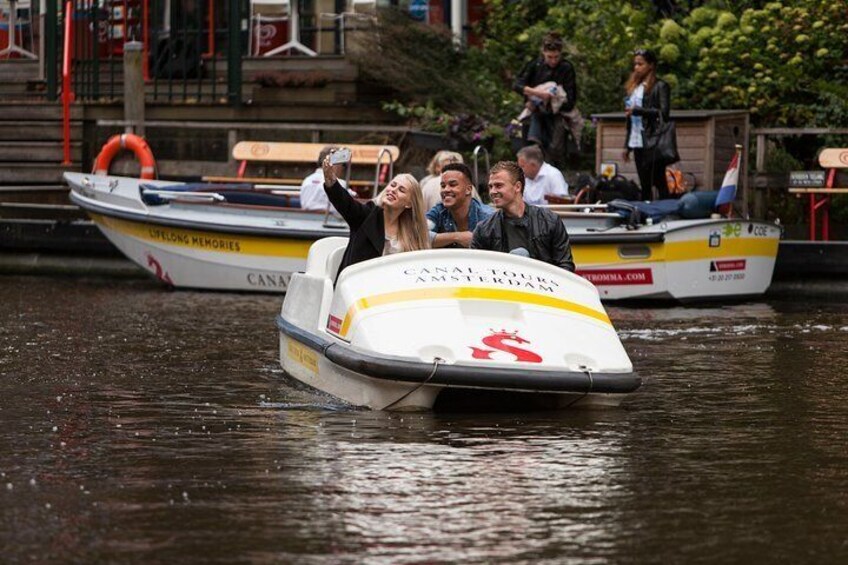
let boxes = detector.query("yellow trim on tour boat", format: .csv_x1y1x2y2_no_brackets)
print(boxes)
90,213,312,258
572,237,779,265
337,287,611,338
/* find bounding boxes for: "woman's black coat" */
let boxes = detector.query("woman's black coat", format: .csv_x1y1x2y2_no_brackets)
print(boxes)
624,78,671,148
324,180,385,277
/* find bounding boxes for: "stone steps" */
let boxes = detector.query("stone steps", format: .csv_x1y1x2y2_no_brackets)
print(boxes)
0,60,44,100
0,120,83,141
0,141,83,162
0,185,74,205
0,102,83,120
0,163,80,184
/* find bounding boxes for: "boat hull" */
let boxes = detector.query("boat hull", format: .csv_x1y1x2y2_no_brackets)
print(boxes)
65,173,779,301
278,316,638,411
277,245,639,411
88,212,309,292
570,219,780,301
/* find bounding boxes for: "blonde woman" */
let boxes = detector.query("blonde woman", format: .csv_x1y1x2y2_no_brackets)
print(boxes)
323,153,429,278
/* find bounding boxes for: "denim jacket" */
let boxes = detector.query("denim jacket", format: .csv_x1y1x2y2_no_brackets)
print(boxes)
426,199,494,246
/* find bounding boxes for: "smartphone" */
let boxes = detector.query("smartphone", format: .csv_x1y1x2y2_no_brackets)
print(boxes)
330,148,352,165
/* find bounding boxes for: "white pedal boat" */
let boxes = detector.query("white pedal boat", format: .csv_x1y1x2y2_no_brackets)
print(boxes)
276,237,640,411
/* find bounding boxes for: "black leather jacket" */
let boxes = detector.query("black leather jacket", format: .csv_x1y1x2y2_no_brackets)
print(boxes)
625,78,671,149
324,180,385,278
471,205,575,272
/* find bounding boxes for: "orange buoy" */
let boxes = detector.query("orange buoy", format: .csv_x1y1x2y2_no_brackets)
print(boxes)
92,133,157,180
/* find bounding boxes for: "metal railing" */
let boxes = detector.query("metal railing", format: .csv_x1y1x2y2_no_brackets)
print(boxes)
749,127,848,220
47,0,242,104
61,1,74,164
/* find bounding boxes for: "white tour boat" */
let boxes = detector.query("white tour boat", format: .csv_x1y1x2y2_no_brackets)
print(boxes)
65,171,349,292
276,238,640,411
556,204,781,301
65,172,780,301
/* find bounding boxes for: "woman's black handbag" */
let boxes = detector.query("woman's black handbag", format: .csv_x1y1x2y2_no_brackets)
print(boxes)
645,117,680,165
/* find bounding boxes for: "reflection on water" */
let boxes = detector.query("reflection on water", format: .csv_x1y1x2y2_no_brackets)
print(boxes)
2,276,847,563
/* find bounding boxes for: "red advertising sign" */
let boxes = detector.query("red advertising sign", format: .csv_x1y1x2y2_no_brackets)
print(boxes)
577,268,653,286
326,315,342,334
711,260,746,272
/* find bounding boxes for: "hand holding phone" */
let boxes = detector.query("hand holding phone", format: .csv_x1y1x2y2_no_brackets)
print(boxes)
330,147,352,165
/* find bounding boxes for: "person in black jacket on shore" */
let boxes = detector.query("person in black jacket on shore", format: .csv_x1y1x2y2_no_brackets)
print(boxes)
471,161,575,272
322,152,430,278
622,48,672,200
513,32,578,164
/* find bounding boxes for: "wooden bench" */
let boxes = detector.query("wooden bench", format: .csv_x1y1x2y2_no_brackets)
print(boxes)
788,148,848,241
544,194,574,205
203,141,400,198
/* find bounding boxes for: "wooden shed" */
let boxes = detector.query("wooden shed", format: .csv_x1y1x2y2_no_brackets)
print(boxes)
593,109,750,210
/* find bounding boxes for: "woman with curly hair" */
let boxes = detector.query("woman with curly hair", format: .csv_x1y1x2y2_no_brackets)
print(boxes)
623,48,672,200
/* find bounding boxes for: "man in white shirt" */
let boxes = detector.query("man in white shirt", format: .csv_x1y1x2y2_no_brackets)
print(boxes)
299,146,350,211
516,144,569,206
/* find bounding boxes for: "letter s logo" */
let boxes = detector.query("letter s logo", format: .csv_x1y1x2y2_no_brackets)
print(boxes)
469,330,543,363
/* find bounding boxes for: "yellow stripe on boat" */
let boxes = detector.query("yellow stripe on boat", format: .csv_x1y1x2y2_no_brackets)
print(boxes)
90,213,311,258
572,237,778,265
338,287,611,337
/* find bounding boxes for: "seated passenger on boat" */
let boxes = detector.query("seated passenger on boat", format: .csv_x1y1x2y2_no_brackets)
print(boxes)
300,146,353,212
472,161,575,272
516,145,570,205
323,152,430,277
420,150,464,210
426,163,494,248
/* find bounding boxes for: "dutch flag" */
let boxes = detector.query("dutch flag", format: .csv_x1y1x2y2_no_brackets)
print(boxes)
716,148,740,216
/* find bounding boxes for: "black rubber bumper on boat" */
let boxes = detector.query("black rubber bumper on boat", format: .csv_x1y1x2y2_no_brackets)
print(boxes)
277,315,641,395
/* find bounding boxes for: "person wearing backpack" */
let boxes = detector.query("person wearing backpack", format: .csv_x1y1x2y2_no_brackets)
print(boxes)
622,48,672,201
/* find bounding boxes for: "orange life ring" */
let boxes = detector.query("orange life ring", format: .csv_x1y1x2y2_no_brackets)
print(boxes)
92,133,157,180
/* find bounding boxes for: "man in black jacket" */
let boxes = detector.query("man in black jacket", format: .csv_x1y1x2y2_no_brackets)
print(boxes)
471,161,575,272
513,31,578,164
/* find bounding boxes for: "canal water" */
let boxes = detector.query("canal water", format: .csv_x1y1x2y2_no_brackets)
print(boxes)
2,275,847,563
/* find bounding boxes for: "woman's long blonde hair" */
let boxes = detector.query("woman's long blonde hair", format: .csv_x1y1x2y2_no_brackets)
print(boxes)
377,173,430,252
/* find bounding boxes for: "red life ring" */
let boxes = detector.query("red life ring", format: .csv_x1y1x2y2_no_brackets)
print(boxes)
92,133,157,180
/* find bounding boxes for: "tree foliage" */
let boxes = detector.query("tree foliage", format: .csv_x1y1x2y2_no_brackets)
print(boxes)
477,0,848,128
663,2,848,125
358,1,847,163
351,9,501,116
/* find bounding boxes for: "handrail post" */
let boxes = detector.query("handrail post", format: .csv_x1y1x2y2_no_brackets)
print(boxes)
142,0,150,80
46,0,59,100
472,145,490,191
373,148,395,198
203,0,215,58
227,0,242,106
123,41,146,136
61,1,74,165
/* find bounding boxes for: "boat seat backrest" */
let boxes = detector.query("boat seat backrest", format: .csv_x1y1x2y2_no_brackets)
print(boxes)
326,246,346,282
305,236,348,277
819,148,848,188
